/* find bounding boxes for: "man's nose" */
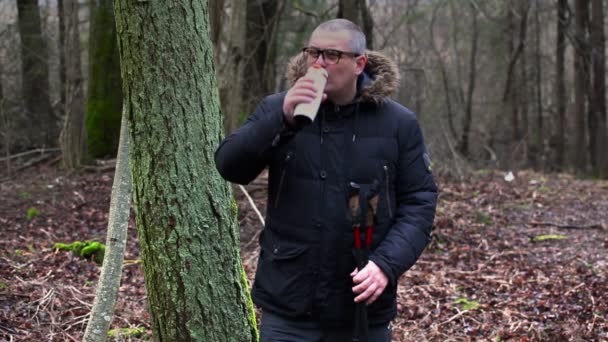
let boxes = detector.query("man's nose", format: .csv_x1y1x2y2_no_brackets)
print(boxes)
314,54,328,67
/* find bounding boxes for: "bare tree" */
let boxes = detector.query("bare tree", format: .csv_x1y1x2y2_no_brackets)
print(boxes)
16,0,56,148
59,0,86,171
574,0,590,172
243,0,285,112
554,0,567,169
589,0,606,178
457,1,478,157
220,0,247,133
337,0,374,49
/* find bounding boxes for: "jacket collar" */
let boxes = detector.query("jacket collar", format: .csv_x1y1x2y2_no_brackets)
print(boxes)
286,50,401,105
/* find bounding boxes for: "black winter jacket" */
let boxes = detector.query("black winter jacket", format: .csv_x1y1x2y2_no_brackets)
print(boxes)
215,51,437,328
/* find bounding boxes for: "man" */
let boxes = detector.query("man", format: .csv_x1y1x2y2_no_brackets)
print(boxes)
215,19,437,342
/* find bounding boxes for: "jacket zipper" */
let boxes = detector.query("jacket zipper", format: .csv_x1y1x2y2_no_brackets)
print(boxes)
274,153,292,208
384,164,393,218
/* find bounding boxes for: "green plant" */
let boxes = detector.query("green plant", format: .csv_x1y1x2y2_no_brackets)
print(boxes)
454,297,480,310
19,192,32,199
26,207,40,220
0,282,7,290
14,250,24,256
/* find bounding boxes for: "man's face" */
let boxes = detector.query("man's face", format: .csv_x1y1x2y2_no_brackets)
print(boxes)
306,29,366,99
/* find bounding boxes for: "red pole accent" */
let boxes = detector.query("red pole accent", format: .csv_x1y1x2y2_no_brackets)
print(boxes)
354,226,361,249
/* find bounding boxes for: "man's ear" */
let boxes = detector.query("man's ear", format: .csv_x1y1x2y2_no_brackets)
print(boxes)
355,54,367,75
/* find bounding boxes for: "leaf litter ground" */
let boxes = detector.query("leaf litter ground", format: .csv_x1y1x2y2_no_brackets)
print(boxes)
0,166,606,341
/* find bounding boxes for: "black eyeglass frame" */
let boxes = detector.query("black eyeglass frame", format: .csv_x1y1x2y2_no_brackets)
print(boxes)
301,47,361,65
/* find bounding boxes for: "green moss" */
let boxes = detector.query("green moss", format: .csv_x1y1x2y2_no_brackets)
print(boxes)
54,240,106,265
14,250,24,256
0,282,7,290
107,326,145,338
454,297,481,311
241,264,259,341
26,207,40,220
531,234,567,242
19,191,31,199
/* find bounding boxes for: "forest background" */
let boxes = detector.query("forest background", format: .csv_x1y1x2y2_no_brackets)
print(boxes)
0,0,607,341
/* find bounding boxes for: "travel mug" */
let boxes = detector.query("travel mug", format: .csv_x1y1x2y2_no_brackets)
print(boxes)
293,64,328,126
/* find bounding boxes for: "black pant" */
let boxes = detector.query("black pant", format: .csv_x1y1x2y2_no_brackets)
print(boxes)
260,311,392,342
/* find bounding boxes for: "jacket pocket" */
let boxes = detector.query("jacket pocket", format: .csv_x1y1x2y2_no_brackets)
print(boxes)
256,229,313,314
273,152,294,208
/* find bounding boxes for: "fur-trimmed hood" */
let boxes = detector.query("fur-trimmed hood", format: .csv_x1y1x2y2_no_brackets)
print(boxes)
286,50,401,105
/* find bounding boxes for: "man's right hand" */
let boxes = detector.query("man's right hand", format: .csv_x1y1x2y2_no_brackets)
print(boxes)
282,77,327,126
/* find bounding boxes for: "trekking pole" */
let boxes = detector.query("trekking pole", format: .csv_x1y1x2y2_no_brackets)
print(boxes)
349,183,369,342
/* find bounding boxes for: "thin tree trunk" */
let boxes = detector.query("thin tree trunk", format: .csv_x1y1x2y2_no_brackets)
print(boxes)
516,1,530,167
60,0,87,171
221,0,247,133
113,1,257,340
16,0,56,147
243,0,281,113
589,0,607,178
83,114,131,342
0,64,9,175
574,0,589,173
429,2,457,142
337,0,374,49
555,0,567,169
86,0,123,158
457,2,478,157
58,0,66,120
534,1,544,170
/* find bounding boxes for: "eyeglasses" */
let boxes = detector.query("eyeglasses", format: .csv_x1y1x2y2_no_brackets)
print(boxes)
302,47,360,65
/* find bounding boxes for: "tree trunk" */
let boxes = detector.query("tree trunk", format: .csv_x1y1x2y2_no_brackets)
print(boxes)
457,2,478,157
589,0,607,178
243,0,283,112
220,0,247,133
113,1,257,340
555,0,567,169
574,0,590,173
86,0,123,158
59,0,87,171
337,0,374,49
16,0,56,148
83,114,131,342
0,64,9,175
533,0,544,170
429,2,457,142
209,0,224,46
58,0,66,120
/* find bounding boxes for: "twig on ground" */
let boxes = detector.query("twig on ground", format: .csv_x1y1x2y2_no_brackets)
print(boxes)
529,220,606,230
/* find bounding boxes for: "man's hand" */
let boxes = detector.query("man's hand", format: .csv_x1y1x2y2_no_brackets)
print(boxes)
282,77,327,125
351,260,389,305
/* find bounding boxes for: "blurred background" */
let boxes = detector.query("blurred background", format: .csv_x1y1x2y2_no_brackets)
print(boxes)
0,0,606,178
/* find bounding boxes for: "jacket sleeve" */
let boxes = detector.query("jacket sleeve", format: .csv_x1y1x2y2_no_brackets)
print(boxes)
368,114,438,288
215,93,292,184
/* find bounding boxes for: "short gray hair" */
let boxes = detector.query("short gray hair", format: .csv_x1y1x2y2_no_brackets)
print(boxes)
310,19,367,54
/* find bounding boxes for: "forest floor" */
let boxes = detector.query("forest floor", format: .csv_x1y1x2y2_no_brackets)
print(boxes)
0,164,607,341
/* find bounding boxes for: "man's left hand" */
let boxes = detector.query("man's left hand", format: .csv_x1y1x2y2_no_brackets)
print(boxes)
351,261,388,305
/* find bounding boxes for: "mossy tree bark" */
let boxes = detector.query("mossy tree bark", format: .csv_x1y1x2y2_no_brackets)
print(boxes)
113,1,257,341
86,0,123,158
83,114,131,342
16,0,56,148
59,0,87,171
